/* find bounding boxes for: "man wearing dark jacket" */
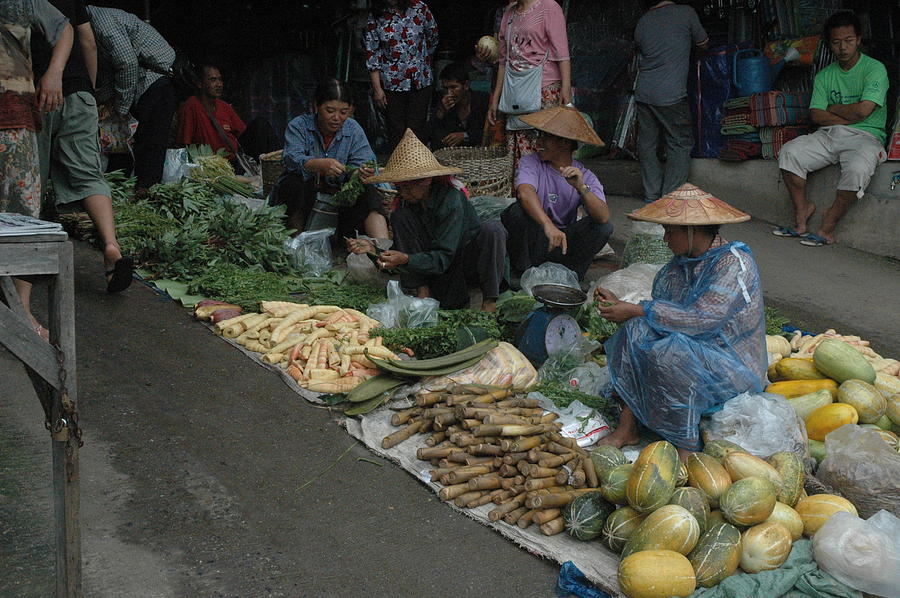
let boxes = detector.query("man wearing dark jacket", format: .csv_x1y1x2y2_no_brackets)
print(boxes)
430,62,489,149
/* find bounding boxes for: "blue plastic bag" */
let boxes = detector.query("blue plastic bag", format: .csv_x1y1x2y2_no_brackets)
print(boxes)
556,562,613,598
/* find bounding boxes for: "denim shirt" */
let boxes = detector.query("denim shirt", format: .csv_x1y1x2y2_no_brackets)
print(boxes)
282,114,376,188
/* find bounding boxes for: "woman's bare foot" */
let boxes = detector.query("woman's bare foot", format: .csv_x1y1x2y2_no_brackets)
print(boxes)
677,447,693,462
102,242,123,274
481,299,497,312
596,425,641,449
794,203,816,235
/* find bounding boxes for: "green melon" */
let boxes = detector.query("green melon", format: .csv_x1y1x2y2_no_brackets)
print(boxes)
705,510,728,530
688,522,742,588
627,462,676,514
874,414,894,430
590,445,628,477
720,477,777,527
766,451,804,507
813,339,876,384
676,461,689,487
838,379,886,424
702,439,744,463
564,491,614,541
669,487,710,532
808,439,827,463
633,441,680,486
622,504,700,558
600,463,633,505
602,506,645,554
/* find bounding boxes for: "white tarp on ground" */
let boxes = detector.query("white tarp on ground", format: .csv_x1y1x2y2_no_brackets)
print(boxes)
343,407,625,597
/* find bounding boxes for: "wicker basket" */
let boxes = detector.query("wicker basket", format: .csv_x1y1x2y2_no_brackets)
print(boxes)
260,149,284,196
433,146,513,198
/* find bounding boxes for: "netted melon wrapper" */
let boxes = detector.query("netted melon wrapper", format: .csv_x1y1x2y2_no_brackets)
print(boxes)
420,342,538,392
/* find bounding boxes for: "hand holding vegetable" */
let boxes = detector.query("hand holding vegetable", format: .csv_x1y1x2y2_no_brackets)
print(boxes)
346,237,375,255
597,300,644,324
593,286,618,303
319,158,346,178
377,250,409,269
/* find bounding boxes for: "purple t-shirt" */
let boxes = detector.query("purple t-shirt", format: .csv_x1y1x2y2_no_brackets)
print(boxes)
514,153,605,229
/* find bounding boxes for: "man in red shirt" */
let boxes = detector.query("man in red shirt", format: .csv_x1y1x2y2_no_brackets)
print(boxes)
176,64,246,158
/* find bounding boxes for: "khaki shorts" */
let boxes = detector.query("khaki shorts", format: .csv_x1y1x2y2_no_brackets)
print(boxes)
778,125,887,198
37,91,111,211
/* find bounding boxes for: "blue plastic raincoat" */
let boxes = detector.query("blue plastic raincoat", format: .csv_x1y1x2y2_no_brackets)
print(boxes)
605,240,767,450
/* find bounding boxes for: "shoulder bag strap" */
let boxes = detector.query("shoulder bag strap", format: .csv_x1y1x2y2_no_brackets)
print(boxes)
201,101,260,176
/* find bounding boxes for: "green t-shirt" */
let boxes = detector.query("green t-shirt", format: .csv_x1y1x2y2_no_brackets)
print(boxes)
809,53,889,143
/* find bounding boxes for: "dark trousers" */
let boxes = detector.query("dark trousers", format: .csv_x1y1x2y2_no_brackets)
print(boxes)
391,206,507,310
132,77,177,190
501,202,613,280
636,99,694,202
270,172,382,239
385,85,432,150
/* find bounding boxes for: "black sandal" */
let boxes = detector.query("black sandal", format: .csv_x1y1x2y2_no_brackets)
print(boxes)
106,256,134,293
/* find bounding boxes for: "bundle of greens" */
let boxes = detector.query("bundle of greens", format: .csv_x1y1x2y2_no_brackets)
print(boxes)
620,233,673,267
530,380,617,428
377,309,504,359
577,300,620,341
297,274,387,312
188,264,304,311
764,306,791,336
331,161,376,207
186,144,255,197
495,290,538,323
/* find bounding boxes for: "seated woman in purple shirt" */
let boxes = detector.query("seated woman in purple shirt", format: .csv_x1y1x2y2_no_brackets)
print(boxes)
501,106,612,279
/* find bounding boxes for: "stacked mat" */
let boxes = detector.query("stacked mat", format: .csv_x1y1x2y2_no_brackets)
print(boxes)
720,91,814,161
719,97,759,160
760,126,813,159
749,91,811,127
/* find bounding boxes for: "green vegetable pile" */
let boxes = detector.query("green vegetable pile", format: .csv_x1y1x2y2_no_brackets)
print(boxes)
187,264,304,311
377,310,505,359
297,273,387,312
621,233,673,267
530,380,618,428
495,290,538,323
577,300,620,341
331,161,376,207
186,144,255,197
764,306,791,337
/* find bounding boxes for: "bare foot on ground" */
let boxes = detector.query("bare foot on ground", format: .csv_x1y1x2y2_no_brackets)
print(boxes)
814,231,836,245
794,203,816,235
595,426,640,449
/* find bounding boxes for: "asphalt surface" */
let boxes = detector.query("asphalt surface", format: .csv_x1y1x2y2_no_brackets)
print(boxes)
2,198,899,597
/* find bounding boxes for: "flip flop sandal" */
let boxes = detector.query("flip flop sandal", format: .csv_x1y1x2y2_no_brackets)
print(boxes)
799,234,830,247
106,256,135,293
772,227,804,237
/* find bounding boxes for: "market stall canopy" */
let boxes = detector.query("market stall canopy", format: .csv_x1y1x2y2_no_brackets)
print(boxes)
519,105,605,147
364,129,462,184
628,183,751,225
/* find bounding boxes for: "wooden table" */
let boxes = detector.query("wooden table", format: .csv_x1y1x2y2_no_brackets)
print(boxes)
0,231,81,597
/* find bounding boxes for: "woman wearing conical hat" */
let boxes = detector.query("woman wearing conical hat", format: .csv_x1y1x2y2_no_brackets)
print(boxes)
594,184,767,459
500,105,612,280
351,129,508,311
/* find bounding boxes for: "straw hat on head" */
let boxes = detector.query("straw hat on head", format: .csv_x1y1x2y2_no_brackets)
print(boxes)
363,129,463,184
519,105,605,147
628,183,750,226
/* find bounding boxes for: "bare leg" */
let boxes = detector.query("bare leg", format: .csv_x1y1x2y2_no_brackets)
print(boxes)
781,169,816,234
481,298,496,312
82,194,123,271
595,404,640,448
416,285,430,299
817,190,855,244
364,211,389,239
13,278,48,340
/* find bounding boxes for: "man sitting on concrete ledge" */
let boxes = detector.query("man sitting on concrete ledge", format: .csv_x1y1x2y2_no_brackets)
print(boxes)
501,106,612,280
773,11,888,247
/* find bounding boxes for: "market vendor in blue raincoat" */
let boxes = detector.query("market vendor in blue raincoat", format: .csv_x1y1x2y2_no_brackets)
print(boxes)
594,184,767,460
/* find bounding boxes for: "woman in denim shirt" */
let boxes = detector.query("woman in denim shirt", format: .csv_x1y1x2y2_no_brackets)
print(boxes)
272,79,389,239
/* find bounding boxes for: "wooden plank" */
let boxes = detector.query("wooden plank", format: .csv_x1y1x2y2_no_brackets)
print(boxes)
0,243,61,276
47,241,81,598
0,302,62,389
0,275,26,316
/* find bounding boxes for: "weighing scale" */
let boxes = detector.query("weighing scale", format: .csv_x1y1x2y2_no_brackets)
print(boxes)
515,283,587,368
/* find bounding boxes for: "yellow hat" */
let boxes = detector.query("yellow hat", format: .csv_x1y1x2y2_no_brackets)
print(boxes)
628,183,750,225
364,129,463,184
519,105,605,147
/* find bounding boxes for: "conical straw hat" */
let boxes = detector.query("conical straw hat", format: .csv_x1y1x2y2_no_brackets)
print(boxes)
627,183,750,225
519,105,605,147
364,129,463,184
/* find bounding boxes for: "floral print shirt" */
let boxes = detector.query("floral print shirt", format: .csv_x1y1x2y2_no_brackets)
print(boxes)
364,0,439,92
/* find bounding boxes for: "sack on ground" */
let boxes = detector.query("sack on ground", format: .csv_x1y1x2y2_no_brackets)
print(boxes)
421,342,537,392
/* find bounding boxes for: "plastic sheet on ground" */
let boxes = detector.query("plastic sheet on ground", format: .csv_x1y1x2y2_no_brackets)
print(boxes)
343,406,625,597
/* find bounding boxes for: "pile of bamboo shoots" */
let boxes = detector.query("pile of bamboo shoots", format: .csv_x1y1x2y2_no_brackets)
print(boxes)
215,301,399,392
383,386,600,536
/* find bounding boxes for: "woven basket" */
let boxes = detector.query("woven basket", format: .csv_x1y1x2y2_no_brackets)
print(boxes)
433,146,513,198
260,149,284,196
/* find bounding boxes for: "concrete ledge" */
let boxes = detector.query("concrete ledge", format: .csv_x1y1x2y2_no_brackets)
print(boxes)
585,158,900,259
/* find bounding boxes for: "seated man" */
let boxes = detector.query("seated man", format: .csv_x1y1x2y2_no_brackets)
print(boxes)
501,106,612,280
176,64,246,160
353,129,507,311
595,184,767,459
774,11,888,246
430,62,490,148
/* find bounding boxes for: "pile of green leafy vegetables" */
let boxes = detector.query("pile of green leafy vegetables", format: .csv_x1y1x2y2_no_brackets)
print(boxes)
530,380,618,429
764,306,791,337
377,309,506,359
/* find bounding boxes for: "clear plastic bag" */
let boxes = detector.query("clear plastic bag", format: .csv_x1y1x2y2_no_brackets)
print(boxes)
283,228,334,276
521,262,580,296
702,392,809,460
531,393,611,447
162,148,190,183
621,220,673,268
365,280,439,329
812,510,900,598
566,362,611,397
538,336,600,384
588,263,664,305
346,236,392,285
817,424,900,519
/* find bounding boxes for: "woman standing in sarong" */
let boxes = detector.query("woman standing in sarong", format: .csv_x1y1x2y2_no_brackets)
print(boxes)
595,184,767,459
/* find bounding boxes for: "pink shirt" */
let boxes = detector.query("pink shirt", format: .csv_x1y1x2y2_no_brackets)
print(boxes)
498,0,570,88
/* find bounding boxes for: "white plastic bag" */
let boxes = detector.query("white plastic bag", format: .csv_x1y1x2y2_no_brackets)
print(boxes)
366,280,439,329
346,236,392,285
531,392,611,447
162,148,190,182
702,391,809,460
589,263,664,304
520,263,580,296
283,228,334,276
812,510,900,598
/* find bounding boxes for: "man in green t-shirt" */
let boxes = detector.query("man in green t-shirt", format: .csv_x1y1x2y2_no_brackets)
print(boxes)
775,11,888,246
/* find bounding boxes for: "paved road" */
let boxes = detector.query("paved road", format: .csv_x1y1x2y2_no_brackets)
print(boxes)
2,200,898,597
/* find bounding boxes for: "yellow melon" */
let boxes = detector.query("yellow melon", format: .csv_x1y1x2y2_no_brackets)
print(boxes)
795,494,858,536
618,550,697,598
805,403,859,442
740,522,793,573
764,502,804,541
